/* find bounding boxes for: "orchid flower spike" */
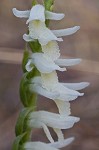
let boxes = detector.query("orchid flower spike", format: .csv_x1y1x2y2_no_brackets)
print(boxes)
12,1,90,150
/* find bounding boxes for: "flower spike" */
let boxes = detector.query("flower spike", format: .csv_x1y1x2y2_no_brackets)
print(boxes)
12,2,89,150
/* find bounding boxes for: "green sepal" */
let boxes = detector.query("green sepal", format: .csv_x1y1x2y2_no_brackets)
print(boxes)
20,70,38,107
22,50,29,73
12,132,29,150
15,107,33,136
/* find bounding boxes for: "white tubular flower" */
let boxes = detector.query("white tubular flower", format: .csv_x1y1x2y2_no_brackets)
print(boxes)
12,5,80,46
26,41,82,73
23,137,74,150
12,5,64,45
29,72,89,117
27,21,62,46
28,111,79,142
26,53,66,73
12,5,64,22
30,72,84,102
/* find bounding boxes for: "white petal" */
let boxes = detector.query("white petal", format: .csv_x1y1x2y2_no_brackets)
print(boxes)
29,21,63,45
29,84,59,100
29,111,80,129
54,100,71,116
12,8,30,18
38,27,63,45
31,53,66,73
26,4,45,24
42,123,54,143
42,41,60,61
41,71,58,90
23,34,34,42
53,128,64,141
55,83,84,101
52,26,80,37
49,137,75,148
62,82,90,90
55,58,82,66
24,142,59,150
40,73,84,101
25,59,34,72
57,84,84,101
45,11,65,20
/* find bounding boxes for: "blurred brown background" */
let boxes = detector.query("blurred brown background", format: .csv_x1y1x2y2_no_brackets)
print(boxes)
0,0,99,150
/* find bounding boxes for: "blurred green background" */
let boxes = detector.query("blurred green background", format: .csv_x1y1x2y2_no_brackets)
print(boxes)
0,0,99,150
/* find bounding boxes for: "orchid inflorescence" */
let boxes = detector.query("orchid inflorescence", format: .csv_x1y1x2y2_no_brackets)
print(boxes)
12,1,89,150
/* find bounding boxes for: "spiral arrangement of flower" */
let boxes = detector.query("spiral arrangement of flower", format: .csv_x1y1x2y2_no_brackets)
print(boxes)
12,1,89,150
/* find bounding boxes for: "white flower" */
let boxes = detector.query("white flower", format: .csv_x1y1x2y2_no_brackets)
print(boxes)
27,21,62,45
12,4,64,45
23,137,74,150
29,72,89,116
26,53,66,73
26,41,82,73
12,5,80,45
12,5,65,23
28,111,79,142
30,72,84,102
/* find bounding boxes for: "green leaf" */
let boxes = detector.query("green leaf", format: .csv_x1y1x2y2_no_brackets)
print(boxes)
22,50,29,73
15,108,33,136
12,132,29,150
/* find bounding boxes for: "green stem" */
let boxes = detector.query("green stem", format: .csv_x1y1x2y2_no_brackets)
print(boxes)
44,0,55,26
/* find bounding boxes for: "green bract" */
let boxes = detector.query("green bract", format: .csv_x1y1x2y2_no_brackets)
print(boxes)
12,133,29,150
20,72,38,107
15,108,34,136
